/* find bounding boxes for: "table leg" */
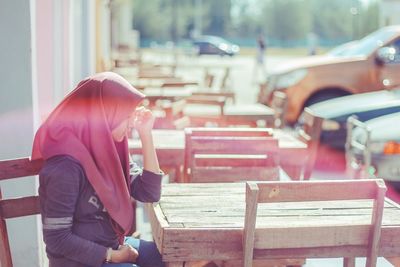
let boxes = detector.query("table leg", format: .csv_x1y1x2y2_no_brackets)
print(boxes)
343,257,355,267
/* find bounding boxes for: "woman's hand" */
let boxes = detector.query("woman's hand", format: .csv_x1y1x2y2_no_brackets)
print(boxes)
111,244,139,263
134,106,155,136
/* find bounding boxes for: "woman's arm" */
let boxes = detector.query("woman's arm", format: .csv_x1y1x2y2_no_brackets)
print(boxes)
130,107,163,202
134,106,161,174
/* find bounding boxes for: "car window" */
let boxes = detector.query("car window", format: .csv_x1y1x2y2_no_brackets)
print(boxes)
340,28,400,57
389,38,400,63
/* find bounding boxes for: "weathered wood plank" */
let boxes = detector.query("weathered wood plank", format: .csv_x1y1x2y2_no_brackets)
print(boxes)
145,203,168,254
150,183,400,264
0,196,40,219
255,179,382,203
0,157,43,180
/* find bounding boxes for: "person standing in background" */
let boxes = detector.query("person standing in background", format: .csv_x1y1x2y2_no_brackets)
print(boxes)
253,33,267,84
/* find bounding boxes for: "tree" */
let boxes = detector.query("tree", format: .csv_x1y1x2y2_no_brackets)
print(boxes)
262,0,311,45
202,0,232,36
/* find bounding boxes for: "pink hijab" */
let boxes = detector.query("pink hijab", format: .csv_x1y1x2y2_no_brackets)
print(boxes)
32,72,145,236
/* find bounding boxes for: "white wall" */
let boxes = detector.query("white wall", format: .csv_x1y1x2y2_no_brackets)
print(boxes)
70,0,97,88
0,0,43,266
0,0,98,265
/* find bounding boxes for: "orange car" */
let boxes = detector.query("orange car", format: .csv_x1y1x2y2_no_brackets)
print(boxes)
258,25,400,125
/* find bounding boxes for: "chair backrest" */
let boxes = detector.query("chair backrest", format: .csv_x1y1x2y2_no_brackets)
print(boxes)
183,128,279,183
0,157,44,267
345,115,372,179
271,91,288,128
257,82,268,104
243,179,387,267
297,107,323,143
296,107,323,179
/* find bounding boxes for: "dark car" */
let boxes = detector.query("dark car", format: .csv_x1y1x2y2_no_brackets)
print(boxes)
193,35,240,56
301,88,400,150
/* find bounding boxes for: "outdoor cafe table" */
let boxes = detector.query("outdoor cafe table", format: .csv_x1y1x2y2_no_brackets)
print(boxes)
146,183,400,266
140,87,194,105
183,103,275,128
128,129,307,180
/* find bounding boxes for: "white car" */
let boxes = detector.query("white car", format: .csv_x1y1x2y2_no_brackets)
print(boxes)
346,112,400,186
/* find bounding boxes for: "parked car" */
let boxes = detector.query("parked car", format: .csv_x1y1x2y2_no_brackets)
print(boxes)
258,25,400,125
326,40,358,57
302,88,400,150
346,112,400,187
192,35,240,56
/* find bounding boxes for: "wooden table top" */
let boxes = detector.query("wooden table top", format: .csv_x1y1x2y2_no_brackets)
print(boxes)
146,183,400,262
183,103,274,119
128,129,306,154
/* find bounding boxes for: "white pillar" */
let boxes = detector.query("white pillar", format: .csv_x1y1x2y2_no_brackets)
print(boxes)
0,0,43,266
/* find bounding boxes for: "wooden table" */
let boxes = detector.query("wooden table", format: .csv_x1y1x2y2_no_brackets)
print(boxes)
146,183,400,266
184,104,275,127
128,129,307,180
140,88,193,105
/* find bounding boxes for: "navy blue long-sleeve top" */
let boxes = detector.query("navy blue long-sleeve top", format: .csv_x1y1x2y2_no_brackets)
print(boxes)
39,155,162,267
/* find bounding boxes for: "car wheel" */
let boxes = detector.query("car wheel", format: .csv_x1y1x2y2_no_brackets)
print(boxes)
388,181,400,192
305,90,350,107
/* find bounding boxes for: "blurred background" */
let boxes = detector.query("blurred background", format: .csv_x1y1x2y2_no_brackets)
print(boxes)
133,0,380,51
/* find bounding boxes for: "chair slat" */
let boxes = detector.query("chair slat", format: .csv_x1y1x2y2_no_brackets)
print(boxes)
0,158,43,180
255,179,385,203
0,196,40,219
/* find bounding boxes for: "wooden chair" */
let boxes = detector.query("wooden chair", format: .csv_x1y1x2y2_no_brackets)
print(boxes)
242,179,387,267
203,70,215,88
154,99,191,130
345,115,372,179
0,157,139,267
220,67,231,91
271,91,288,129
183,128,280,183
295,107,323,180
0,157,44,267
